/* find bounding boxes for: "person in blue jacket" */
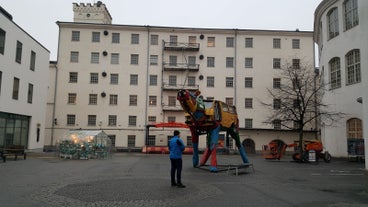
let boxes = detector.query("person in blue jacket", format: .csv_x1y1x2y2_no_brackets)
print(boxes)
169,130,186,188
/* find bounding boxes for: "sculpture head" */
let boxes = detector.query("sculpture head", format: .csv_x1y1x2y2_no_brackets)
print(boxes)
177,90,197,114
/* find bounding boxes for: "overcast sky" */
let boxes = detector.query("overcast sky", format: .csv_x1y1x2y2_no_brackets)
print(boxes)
1,0,322,60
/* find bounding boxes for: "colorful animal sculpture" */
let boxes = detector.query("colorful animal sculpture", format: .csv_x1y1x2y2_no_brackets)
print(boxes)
177,90,249,172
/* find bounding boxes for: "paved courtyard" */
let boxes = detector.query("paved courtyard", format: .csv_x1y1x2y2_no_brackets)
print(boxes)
0,152,367,207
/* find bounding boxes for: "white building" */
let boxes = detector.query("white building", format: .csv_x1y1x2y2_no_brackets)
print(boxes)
314,0,367,167
0,7,50,150
46,2,316,153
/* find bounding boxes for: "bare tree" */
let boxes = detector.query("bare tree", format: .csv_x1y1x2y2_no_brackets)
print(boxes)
261,60,343,155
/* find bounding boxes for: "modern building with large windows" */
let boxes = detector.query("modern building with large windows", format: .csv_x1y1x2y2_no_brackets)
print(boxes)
46,2,316,153
0,7,50,150
314,0,367,166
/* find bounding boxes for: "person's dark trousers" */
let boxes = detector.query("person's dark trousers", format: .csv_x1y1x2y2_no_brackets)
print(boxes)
170,158,182,185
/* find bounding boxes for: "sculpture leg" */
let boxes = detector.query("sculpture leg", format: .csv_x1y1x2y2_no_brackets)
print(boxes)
190,126,199,167
229,128,249,164
209,125,220,172
200,133,211,166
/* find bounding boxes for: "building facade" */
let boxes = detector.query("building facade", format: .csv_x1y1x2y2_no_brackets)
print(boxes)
0,7,50,150
46,2,316,152
314,0,367,166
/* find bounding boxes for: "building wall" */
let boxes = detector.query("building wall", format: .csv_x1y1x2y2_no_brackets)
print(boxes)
0,8,50,150
47,2,315,151
314,0,367,159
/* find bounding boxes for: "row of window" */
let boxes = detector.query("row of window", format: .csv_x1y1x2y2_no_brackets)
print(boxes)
0,72,34,103
325,0,359,40
68,71,282,89
328,49,360,89
71,30,301,49
0,28,37,70
69,50,300,70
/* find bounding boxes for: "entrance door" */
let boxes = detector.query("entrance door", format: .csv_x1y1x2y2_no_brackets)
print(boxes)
242,138,256,154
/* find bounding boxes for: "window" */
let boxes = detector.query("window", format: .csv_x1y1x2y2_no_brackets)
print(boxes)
147,135,155,146
347,118,363,138
70,51,79,63
90,73,98,84
169,35,177,46
150,55,158,65
149,96,157,106
127,135,136,147
150,34,158,45
168,75,177,86
188,56,196,66
68,93,76,104
67,114,76,125
130,74,138,85
273,38,281,49
168,96,176,106
128,116,137,126
244,77,252,88
207,37,215,47
273,119,281,129
149,75,157,86
110,74,119,84
245,119,253,129
245,58,253,68
69,72,78,83
0,71,2,95
273,99,281,109
71,31,80,41
129,95,138,106
293,121,301,129
273,58,281,69
130,54,139,65
186,136,193,147
245,38,253,48
12,78,19,100
292,39,300,49
346,49,361,85
273,78,281,89
327,8,339,39
15,41,22,63
292,59,300,69
131,34,139,44
169,56,177,66
329,57,341,89
108,115,117,126
110,94,118,105
27,83,33,103
111,53,119,64
293,99,300,109
245,98,253,108
207,76,215,87
344,0,359,31
226,77,233,87
226,57,234,68
225,98,233,106
108,135,116,147
188,36,197,46
168,116,176,122
187,76,196,86
91,52,99,64
92,32,100,42
0,28,5,54
88,115,97,126
30,51,36,71
148,116,156,123
112,33,120,43
207,57,215,67
226,37,234,47
89,94,97,105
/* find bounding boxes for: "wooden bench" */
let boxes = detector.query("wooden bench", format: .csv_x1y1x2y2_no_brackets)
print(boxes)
1,145,27,162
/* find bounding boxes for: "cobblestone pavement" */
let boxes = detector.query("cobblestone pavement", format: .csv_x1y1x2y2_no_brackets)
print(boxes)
0,153,367,207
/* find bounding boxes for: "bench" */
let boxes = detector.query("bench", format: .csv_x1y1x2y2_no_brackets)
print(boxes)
226,163,254,176
1,145,27,162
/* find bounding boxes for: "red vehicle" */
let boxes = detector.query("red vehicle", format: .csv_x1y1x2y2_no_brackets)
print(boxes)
262,139,295,160
292,140,331,163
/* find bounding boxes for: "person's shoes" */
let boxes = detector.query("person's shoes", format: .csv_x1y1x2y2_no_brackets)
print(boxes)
176,183,186,188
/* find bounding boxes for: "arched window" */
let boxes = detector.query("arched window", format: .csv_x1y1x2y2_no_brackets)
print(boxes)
327,7,339,39
345,49,361,85
344,0,359,30
346,118,363,139
329,57,341,89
